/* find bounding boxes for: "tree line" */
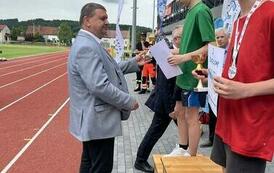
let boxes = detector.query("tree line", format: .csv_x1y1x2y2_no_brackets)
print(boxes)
0,18,151,45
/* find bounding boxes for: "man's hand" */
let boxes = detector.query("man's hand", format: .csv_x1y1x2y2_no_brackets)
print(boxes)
192,69,208,84
169,110,179,120
213,77,250,99
131,101,139,110
169,101,184,120
136,51,152,66
167,54,190,65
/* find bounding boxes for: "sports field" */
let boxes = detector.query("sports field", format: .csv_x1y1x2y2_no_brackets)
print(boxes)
0,44,67,59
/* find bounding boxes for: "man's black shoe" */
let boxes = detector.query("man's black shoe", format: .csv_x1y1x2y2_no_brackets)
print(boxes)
200,140,213,148
134,160,154,173
138,89,147,94
134,86,141,92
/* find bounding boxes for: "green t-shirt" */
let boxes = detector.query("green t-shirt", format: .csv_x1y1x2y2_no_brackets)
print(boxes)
176,2,215,90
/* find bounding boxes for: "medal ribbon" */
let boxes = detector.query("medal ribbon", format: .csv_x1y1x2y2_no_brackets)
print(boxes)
231,0,262,67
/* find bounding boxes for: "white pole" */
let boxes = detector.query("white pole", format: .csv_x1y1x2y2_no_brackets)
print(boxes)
152,0,156,33
131,0,137,53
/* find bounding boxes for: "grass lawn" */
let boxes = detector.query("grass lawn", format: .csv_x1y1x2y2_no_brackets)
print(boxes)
0,44,68,59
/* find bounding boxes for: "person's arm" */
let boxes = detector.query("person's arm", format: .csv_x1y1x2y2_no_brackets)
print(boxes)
118,57,139,74
119,51,149,74
168,9,215,65
213,77,274,100
76,46,137,110
168,44,208,65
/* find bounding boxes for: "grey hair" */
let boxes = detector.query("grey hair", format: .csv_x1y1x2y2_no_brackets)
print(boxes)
79,3,106,25
172,26,183,38
215,27,229,36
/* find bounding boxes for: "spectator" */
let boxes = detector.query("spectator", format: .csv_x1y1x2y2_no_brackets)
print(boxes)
134,33,150,92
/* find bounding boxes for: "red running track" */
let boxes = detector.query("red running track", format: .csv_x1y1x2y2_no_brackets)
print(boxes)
0,53,66,72
7,105,81,173
0,54,67,84
0,52,81,173
0,52,67,68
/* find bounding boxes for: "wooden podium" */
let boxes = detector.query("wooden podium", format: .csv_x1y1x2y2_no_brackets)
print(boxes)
153,155,222,173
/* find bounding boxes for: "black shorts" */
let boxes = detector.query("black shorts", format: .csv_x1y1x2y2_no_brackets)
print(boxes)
173,86,182,101
210,135,266,173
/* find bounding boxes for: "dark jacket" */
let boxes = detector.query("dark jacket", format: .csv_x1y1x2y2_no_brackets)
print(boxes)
136,41,150,51
145,38,176,115
145,67,176,115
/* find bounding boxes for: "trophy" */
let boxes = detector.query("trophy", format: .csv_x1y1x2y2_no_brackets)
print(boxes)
192,54,207,92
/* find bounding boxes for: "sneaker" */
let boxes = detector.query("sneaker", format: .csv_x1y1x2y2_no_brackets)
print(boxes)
165,144,191,157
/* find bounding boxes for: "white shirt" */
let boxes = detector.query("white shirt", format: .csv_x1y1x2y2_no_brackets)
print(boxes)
173,44,178,49
80,29,101,44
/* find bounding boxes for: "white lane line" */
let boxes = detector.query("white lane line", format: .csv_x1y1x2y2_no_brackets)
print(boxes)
0,62,67,89
0,57,66,77
0,98,70,173
0,52,66,67
0,55,63,70
0,73,67,112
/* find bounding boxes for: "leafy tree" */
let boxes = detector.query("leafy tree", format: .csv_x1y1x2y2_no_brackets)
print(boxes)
0,18,152,46
10,26,25,40
58,22,73,45
33,32,44,42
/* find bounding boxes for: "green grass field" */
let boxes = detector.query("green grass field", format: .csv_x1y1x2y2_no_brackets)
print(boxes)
0,44,68,59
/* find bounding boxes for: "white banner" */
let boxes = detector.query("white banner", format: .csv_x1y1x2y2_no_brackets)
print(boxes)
222,0,241,34
115,0,124,63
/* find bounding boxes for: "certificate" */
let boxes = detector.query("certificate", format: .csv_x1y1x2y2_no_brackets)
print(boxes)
208,44,226,116
149,40,182,79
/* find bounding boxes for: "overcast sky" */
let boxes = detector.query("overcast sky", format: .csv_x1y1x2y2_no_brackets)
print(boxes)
0,0,157,28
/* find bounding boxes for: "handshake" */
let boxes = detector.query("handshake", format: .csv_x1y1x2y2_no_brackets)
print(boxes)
135,49,153,66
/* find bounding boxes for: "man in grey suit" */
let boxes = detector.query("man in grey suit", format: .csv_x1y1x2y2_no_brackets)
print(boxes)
68,3,146,173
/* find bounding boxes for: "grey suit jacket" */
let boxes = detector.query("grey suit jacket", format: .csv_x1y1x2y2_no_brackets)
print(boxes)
68,30,139,141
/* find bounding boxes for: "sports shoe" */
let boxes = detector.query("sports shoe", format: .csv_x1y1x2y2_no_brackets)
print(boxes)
165,144,191,157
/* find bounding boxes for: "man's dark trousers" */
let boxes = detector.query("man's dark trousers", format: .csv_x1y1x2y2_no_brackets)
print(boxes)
136,112,173,162
79,138,115,173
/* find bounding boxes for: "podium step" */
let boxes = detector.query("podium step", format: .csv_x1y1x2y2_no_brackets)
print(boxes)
153,155,164,173
153,155,222,173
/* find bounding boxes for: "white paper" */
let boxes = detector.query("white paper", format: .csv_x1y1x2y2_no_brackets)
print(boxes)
149,40,182,79
208,44,226,116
